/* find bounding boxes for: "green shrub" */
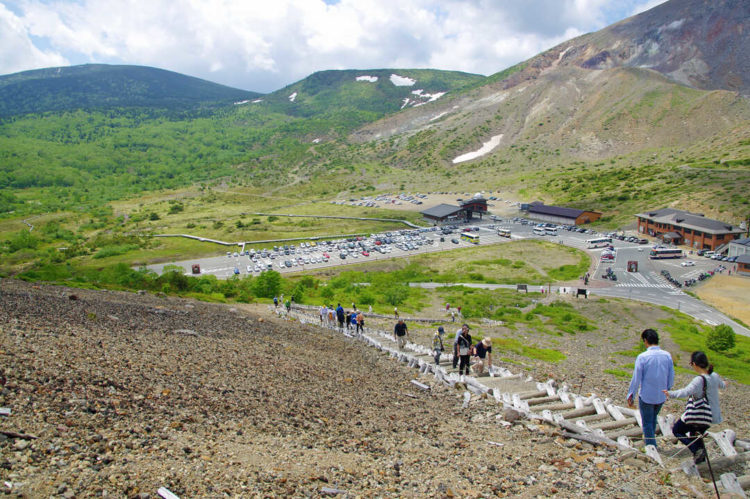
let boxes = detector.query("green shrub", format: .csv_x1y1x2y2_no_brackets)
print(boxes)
706,324,736,352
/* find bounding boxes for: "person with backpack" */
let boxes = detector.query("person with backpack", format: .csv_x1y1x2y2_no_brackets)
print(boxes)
452,323,468,369
663,351,726,464
284,299,291,313
349,310,358,333
356,311,365,334
345,310,352,331
456,324,473,377
335,304,345,330
432,326,445,366
394,319,408,350
273,296,279,308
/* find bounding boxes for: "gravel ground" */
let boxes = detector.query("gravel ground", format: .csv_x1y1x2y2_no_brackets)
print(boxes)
0,279,735,497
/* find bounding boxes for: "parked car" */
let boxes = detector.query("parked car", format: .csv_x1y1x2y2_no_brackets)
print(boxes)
451,238,459,244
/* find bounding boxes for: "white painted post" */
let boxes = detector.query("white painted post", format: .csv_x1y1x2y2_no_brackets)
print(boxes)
719,473,747,497
644,445,663,466
617,436,633,449
593,398,607,415
708,430,738,457
462,391,471,408
657,415,674,439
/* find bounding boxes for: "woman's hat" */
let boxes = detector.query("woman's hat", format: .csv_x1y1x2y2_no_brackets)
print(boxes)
482,338,492,346
438,326,444,333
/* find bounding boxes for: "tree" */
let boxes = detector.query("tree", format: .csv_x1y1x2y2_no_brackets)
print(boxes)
253,271,281,298
706,324,736,352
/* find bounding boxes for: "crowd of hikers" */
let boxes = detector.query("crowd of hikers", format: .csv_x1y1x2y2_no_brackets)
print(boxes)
279,298,728,467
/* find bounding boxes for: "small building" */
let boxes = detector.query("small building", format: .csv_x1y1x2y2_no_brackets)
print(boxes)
421,193,488,223
736,254,750,277
460,194,488,220
421,203,464,223
525,202,602,225
728,237,750,258
635,208,744,251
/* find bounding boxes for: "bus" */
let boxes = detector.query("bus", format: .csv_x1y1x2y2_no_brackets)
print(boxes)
649,248,683,259
586,237,613,249
460,233,480,244
497,228,511,238
532,227,546,236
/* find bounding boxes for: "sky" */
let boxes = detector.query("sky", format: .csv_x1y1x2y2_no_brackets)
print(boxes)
0,0,668,93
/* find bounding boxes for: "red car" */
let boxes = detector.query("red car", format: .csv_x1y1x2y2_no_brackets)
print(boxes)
323,252,330,259
362,250,370,257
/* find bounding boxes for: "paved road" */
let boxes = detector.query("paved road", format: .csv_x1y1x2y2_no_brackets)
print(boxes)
147,217,747,336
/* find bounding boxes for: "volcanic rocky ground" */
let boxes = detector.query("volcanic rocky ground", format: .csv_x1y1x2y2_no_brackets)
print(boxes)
0,278,733,497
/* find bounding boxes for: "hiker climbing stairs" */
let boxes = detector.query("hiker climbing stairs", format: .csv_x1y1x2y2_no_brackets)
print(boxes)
283,305,750,497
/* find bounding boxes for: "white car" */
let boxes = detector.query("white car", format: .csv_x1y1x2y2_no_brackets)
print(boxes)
681,261,696,267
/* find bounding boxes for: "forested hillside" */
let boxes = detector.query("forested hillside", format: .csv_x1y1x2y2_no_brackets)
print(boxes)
0,65,482,215
0,65,261,117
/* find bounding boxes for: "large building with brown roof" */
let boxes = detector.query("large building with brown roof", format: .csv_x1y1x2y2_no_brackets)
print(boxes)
524,202,602,225
635,208,744,251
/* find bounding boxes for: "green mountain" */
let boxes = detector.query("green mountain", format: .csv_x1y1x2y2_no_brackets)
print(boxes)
0,64,262,117
0,66,483,214
0,0,748,227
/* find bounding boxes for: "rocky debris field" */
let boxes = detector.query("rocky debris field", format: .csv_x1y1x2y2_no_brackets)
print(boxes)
0,279,727,497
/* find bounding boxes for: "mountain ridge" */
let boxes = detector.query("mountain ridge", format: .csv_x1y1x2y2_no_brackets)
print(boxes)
0,64,262,117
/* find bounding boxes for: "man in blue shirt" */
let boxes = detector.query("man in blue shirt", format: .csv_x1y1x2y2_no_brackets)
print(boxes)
627,329,674,448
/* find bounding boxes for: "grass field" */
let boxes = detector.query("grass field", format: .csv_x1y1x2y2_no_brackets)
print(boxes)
695,275,750,327
299,240,589,285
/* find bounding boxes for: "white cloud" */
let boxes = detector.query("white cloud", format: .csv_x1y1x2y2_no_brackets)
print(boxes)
0,0,666,92
0,3,67,76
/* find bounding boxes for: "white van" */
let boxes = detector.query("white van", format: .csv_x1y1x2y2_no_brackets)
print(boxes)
533,227,546,236
545,227,558,236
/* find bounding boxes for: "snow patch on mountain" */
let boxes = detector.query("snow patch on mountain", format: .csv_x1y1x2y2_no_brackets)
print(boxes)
356,75,378,82
289,92,297,102
452,134,503,164
390,74,416,86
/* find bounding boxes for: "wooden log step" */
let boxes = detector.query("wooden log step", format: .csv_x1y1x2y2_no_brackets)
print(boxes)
531,402,576,412
575,413,613,424
518,390,549,400
605,425,644,440
526,395,561,406
589,418,639,432
559,405,597,420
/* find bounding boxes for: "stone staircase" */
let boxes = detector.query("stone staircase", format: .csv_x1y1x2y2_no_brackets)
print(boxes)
285,306,750,497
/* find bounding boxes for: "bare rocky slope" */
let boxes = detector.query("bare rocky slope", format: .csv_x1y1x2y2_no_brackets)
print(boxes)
351,0,750,168
0,279,720,497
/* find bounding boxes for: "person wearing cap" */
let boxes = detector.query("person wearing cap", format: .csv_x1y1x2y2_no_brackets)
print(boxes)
456,324,473,376
432,327,445,366
472,337,493,376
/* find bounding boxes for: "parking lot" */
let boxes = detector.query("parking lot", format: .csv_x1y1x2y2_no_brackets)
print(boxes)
147,217,733,289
